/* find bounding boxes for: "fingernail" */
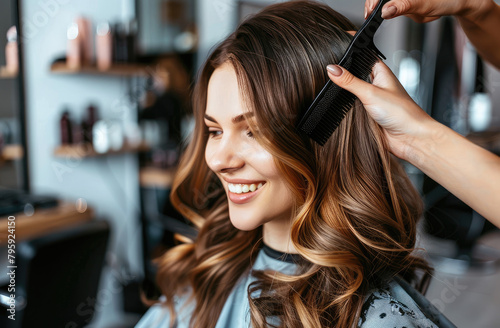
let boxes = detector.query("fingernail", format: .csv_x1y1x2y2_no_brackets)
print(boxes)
327,65,342,76
364,7,367,19
381,5,397,19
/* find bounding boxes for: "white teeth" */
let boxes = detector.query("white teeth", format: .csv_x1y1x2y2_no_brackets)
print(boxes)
228,182,264,194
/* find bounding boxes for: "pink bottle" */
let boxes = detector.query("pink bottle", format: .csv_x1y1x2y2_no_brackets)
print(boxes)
96,22,112,71
66,17,93,69
5,26,18,75
66,22,81,69
76,17,93,66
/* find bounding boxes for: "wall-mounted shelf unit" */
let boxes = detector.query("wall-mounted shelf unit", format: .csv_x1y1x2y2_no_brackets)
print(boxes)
0,202,94,244
53,142,150,158
50,61,150,77
0,66,17,79
139,167,176,188
0,144,24,162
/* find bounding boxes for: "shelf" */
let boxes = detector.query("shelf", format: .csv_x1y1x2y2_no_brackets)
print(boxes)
50,61,150,77
0,66,17,79
53,142,150,158
139,167,176,188
0,144,24,161
0,202,94,244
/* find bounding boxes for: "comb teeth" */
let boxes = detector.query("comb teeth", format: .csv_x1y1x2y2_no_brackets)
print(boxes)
297,0,388,146
298,48,380,145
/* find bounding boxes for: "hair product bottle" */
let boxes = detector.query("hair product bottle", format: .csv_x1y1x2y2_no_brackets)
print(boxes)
66,22,81,69
60,110,73,145
96,22,112,71
5,26,18,75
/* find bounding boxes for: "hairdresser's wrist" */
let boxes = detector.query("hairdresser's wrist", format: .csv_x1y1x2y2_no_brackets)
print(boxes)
401,119,448,170
457,0,497,25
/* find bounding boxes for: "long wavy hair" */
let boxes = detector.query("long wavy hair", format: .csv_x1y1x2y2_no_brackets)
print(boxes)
154,1,431,327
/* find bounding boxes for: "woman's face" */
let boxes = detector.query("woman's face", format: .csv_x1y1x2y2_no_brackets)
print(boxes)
204,63,295,232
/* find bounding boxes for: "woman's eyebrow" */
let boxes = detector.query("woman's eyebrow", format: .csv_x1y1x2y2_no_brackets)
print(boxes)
231,112,254,124
204,114,217,123
204,112,255,124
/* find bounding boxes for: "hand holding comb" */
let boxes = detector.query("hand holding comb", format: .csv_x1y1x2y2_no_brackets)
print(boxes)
297,0,389,145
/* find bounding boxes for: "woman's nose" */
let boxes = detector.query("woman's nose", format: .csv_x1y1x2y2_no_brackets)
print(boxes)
206,137,245,173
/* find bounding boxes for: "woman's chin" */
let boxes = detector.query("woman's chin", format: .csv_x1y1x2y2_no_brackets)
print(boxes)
229,213,262,231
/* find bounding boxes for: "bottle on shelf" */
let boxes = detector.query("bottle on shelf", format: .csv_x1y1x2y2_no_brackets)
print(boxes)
60,110,73,145
5,26,18,75
92,119,125,153
92,120,110,154
76,17,93,66
66,22,81,69
96,22,112,71
81,104,98,144
112,19,137,63
66,17,92,69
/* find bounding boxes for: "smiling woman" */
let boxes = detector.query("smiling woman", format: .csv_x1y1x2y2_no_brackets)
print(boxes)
136,1,454,328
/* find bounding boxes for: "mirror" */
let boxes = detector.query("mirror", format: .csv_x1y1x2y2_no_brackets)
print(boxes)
135,0,197,56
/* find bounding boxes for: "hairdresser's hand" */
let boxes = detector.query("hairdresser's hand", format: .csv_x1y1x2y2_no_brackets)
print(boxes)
328,62,500,227
364,0,493,22
366,0,500,74
326,62,434,160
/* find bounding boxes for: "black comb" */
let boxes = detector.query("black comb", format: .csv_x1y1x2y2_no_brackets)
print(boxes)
297,0,388,145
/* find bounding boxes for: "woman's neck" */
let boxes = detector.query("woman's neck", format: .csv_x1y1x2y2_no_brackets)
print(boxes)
262,218,298,254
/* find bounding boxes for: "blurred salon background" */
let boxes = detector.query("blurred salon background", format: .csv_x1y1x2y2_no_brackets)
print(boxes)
1,0,500,327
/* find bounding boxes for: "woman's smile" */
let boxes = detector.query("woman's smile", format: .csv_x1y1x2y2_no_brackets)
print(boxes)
226,181,266,204
227,182,264,194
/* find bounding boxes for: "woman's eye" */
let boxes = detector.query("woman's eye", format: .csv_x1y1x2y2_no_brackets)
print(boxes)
208,130,222,138
246,130,255,139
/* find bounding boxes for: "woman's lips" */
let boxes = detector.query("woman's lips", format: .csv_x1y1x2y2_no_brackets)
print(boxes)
227,183,265,204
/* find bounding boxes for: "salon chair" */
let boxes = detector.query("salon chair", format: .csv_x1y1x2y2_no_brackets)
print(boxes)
0,220,110,328
136,186,196,306
423,181,499,274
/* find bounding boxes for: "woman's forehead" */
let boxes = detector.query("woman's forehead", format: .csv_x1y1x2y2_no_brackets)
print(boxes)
205,63,253,121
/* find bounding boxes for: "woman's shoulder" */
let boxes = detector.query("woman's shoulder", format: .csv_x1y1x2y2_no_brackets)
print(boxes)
135,300,171,328
357,277,456,328
135,293,193,328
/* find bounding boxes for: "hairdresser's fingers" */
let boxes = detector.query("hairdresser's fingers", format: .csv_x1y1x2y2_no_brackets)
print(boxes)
364,0,378,19
327,62,408,129
328,63,402,126
382,1,442,22
381,0,422,19
366,0,457,20
326,62,402,102
365,0,387,20
326,64,376,104
326,62,431,143
369,61,411,94
379,0,471,21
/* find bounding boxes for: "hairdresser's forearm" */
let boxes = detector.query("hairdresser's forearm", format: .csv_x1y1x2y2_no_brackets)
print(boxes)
458,1,500,69
405,121,500,226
